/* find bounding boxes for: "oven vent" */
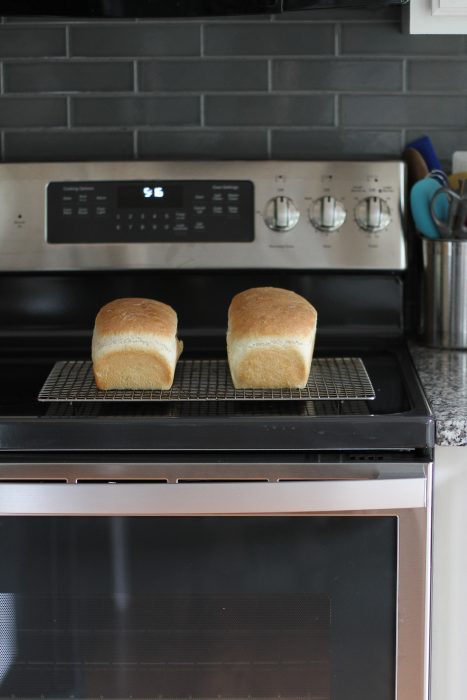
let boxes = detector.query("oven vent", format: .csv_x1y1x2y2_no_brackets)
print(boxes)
177,478,269,483
76,479,168,484
0,478,67,483
348,454,385,461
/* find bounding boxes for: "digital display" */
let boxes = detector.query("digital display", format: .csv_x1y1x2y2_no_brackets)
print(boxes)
117,183,183,208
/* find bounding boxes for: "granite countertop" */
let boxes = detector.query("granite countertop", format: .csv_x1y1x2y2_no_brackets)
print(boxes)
410,344,467,447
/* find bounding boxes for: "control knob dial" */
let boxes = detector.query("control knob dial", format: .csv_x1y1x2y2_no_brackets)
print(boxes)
264,196,300,232
309,196,346,232
355,196,391,232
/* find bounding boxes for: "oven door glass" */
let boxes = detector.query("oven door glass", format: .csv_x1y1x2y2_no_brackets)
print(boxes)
0,516,396,700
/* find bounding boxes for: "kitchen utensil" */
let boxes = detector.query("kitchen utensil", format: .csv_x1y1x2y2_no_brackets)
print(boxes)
448,171,467,191
403,147,429,186
410,177,449,239
430,185,467,239
428,169,449,186
406,135,443,173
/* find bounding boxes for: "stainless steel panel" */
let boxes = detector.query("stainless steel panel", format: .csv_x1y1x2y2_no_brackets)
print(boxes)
0,160,406,270
0,460,428,483
421,237,467,348
0,477,427,515
0,461,432,700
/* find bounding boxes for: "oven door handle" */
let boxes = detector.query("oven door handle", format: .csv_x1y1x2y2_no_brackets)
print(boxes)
0,478,427,515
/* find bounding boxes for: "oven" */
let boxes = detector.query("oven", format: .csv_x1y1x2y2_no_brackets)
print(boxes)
0,160,433,700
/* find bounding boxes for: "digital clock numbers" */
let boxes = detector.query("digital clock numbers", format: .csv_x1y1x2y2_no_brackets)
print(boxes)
143,186,165,199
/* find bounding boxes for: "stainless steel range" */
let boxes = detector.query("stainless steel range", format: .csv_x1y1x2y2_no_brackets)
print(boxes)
0,160,432,700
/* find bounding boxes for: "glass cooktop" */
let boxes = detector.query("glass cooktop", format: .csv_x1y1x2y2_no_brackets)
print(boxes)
0,339,433,453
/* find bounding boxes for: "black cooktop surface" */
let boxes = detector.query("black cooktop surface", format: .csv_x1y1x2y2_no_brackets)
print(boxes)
0,337,433,454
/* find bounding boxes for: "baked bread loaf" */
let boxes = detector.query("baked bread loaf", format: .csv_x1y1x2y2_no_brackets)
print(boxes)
92,298,183,390
227,287,317,389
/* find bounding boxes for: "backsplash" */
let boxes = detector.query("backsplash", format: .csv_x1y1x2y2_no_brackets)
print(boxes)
0,9,465,165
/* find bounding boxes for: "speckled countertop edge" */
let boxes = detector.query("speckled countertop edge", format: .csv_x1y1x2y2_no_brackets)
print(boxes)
410,344,467,447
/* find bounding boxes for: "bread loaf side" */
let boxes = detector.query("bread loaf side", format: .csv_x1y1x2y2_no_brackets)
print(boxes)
227,287,317,389
92,298,183,390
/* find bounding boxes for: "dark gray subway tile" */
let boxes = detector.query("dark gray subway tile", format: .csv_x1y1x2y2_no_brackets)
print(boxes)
4,16,87,22
3,130,135,161
408,60,467,91
139,59,268,92
273,59,402,92
0,26,66,57
275,6,400,20
271,128,402,159
204,23,334,56
341,22,465,55
405,129,467,164
72,96,200,127
206,95,333,126
0,97,66,127
70,23,200,57
4,61,134,93
341,95,467,127
197,14,273,22
139,129,268,159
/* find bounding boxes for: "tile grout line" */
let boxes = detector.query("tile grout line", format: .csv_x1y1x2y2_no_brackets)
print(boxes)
0,124,456,133
65,23,71,58
200,23,204,57
200,94,205,127
1,54,464,64
133,63,139,98
66,96,71,128
401,128,406,152
334,22,341,57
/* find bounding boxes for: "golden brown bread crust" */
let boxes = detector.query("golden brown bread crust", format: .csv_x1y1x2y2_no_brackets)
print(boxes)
227,287,317,389
94,298,177,339
228,287,317,341
92,297,183,390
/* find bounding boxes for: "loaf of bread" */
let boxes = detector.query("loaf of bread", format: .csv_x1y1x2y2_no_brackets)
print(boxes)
227,287,317,389
92,298,183,390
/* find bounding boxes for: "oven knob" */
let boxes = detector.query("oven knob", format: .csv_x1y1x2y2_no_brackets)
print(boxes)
309,196,346,232
264,196,300,232
355,197,391,232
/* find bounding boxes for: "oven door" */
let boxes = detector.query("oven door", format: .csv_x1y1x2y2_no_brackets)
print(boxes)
0,462,431,700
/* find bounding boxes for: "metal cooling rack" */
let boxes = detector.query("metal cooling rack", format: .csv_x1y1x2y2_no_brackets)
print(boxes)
38,358,375,403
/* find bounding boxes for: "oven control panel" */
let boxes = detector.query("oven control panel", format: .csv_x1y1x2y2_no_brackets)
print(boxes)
47,180,254,244
0,160,406,270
